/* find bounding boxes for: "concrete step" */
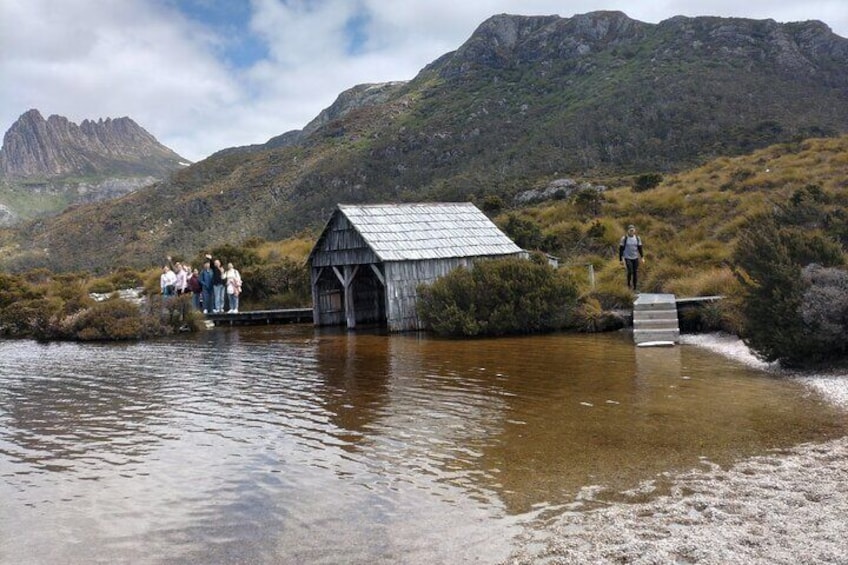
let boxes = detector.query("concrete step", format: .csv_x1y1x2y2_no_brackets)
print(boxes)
633,309,680,321
633,293,677,312
632,294,680,344
634,328,680,344
634,318,680,330
634,303,678,314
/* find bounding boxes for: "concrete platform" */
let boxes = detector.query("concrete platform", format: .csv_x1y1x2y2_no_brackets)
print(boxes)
633,293,680,345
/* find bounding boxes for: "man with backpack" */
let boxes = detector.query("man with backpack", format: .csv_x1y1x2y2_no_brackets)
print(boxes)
619,224,645,291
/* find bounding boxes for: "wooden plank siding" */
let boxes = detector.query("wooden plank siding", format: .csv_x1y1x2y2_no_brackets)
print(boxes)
308,203,524,332
385,257,474,331
311,215,379,268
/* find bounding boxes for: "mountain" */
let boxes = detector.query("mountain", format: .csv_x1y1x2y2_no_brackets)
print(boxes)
212,81,407,157
3,11,848,273
0,109,188,225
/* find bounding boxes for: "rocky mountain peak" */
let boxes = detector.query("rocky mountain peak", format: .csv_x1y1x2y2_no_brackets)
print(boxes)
433,11,844,79
0,109,186,179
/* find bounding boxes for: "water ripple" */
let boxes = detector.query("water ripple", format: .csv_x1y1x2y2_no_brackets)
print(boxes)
1,328,846,564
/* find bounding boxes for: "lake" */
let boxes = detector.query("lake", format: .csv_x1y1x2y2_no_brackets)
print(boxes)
1,326,846,564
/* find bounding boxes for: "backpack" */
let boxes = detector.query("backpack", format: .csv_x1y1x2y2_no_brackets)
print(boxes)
620,235,641,247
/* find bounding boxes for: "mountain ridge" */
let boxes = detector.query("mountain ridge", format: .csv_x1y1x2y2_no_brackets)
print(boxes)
3,11,847,273
0,109,187,179
0,109,188,226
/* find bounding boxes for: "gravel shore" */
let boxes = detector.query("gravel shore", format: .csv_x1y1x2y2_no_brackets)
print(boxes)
505,334,848,564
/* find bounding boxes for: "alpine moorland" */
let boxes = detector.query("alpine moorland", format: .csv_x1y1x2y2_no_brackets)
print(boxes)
1,11,846,274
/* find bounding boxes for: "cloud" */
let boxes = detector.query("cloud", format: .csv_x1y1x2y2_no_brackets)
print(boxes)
0,0,242,160
1,0,846,162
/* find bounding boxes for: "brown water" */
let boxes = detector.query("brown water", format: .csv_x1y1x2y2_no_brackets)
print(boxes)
1,327,846,564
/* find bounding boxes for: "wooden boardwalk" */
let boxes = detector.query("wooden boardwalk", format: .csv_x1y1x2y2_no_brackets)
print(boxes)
205,308,313,327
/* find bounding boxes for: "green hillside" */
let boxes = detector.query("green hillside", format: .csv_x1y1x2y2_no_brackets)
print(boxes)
500,136,847,313
2,12,847,274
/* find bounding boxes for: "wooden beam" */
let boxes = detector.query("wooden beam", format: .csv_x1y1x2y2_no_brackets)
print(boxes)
311,267,323,325
343,264,359,329
370,263,386,286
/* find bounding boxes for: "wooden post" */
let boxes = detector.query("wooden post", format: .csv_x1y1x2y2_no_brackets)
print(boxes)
341,265,359,329
311,267,322,325
587,264,595,289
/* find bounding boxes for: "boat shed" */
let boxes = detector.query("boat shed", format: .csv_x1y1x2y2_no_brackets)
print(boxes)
308,202,525,332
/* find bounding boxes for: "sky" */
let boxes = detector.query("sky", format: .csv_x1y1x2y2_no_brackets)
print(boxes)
2,1,846,162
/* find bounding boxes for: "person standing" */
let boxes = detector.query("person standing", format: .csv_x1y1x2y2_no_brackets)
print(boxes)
187,267,203,310
206,255,226,313
160,265,177,296
618,224,645,291
199,261,214,314
174,262,188,295
223,262,243,313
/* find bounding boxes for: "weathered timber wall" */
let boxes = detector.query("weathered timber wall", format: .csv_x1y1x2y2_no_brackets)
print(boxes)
384,257,475,332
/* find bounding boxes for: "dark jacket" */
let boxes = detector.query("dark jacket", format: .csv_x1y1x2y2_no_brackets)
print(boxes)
211,265,224,286
199,268,214,291
187,273,202,294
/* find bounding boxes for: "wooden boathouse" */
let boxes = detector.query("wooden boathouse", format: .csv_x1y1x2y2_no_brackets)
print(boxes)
308,203,525,332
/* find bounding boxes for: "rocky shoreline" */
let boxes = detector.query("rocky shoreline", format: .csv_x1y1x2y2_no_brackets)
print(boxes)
505,334,848,564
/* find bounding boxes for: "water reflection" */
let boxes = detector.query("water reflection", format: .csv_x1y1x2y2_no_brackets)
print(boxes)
1,329,846,564
0,342,174,475
315,329,391,448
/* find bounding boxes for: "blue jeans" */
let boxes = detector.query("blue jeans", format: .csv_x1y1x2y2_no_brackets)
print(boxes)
228,292,239,312
213,285,225,312
203,289,213,312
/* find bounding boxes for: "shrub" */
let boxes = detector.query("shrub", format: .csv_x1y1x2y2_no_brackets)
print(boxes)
201,243,262,269
678,300,740,334
152,294,203,334
632,173,663,192
574,187,604,217
480,195,505,215
798,264,848,359
417,257,578,337
242,259,311,307
64,298,148,341
733,213,847,366
0,298,63,339
500,214,544,250
571,296,626,332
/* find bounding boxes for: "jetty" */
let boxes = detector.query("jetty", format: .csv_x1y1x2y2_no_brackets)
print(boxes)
205,308,313,327
633,294,723,345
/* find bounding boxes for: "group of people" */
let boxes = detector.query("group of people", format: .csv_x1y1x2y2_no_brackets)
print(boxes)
160,254,243,314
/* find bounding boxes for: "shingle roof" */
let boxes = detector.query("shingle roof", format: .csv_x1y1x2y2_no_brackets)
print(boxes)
338,202,523,262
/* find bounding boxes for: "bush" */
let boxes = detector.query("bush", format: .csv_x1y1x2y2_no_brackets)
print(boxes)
242,259,310,308
500,214,544,250
574,188,604,217
159,294,205,333
63,298,149,341
0,265,205,341
632,173,663,192
678,300,740,334
201,243,262,269
480,195,505,215
417,257,578,337
798,264,848,359
733,213,847,366
0,273,43,308
571,296,626,332
0,298,63,339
